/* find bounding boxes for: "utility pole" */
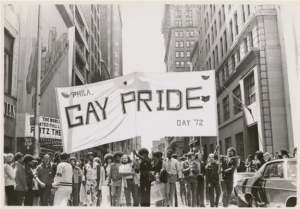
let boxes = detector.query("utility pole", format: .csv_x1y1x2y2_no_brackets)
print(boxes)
33,5,42,158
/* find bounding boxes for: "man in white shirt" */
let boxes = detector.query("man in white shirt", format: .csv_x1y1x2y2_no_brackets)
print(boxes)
52,152,73,206
162,149,182,207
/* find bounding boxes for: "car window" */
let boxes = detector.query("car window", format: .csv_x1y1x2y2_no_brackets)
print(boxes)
263,162,284,179
288,161,297,180
253,163,266,178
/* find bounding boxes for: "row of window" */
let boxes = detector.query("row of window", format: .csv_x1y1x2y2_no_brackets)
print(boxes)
175,40,195,48
175,9,193,18
175,61,191,68
175,51,191,58
217,72,255,125
175,30,196,38
175,20,193,27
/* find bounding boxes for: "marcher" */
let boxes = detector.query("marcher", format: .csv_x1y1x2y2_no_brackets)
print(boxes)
196,153,206,207
237,161,246,172
104,153,113,184
34,154,55,206
134,148,152,207
205,153,221,208
94,157,105,206
32,160,40,206
182,151,199,207
13,152,27,206
108,152,123,207
82,152,100,206
280,149,290,158
24,154,36,206
245,155,256,172
50,152,60,205
254,151,266,171
119,154,139,206
179,156,187,206
152,151,164,207
161,149,182,207
52,152,73,206
215,146,237,207
264,152,272,162
70,156,83,206
4,153,15,206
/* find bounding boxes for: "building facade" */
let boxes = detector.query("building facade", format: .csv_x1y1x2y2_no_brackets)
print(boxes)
190,4,295,160
100,5,123,78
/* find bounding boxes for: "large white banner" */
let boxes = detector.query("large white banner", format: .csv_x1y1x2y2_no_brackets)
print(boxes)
56,71,217,153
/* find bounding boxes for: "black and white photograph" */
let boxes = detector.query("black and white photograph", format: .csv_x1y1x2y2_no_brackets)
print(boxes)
2,2,299,208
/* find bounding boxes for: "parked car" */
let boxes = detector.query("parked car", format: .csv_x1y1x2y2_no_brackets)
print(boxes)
234,158,297,207
231,172,255,202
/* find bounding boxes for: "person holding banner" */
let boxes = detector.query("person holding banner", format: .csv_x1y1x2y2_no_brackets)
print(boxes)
195,153,206,207
162,149,182,207
182,151,199,207
215,146,237,207
205,153,221,207
133,148,152,207
52,152,73,206
152,151,164,207
107,152,123,207
82,152,100,206
104,153,114,184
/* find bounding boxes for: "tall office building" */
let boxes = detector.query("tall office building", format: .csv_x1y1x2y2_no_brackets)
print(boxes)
100,5,123,78
190,4,295,159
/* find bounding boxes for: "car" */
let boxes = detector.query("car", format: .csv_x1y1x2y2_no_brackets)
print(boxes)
231,172,255,202
234,158,297,207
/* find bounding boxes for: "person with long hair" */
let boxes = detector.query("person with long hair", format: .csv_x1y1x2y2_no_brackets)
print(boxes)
93,157,105,206
103,153,113,185
4,153,15,206
13,152,27,206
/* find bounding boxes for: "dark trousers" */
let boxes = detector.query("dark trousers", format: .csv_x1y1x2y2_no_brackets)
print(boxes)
208,182,221,207
24,189,35,206
197,176,205,207
140,177,151,206
72,183,80,206
14,190,25,206
39,185,53,206
5,186,15,205
221,180,233,207
124,179,139,206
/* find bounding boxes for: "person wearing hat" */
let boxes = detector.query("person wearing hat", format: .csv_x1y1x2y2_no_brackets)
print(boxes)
205,153,221,207
52,152,73,206
103,153,114,185
23,154,36,206
179,156,187,206
4,153,15,206
133,148,152,207
13,152,27,205
107,151,123,206
254,151,265,171
69,156,84,206
82,152,100,206
34,154,55,206
214,146,237,207
161,149,182,207
182,151,199,207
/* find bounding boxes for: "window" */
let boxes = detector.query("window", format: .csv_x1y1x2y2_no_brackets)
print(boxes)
288,161,297,180
224,62,229,78
209,57,211,69
220,37,223,58
180,51,184,58
242,5,246,23
235,133,245,160
234,13,239,36
186,10,192,17
244,38,248,53
180,61,185,68
180,41,184,48
190,31,194,37
206,61,209,70
210,5,213,19
225,137,232,152
224,30,228,52
212,51,215,69
175,21,182,27
247,5,251,16
175,41,179,48
191,40,195,47
228,4,231,13
4,30,14,95
244,72,256,105
249,32,253,48
223,96,230,121
175,10,182,17
263,162,284,179
187,51,190,58
211,27,214,42
236,49,240,62
176,52,180,58
233,85,242,115
215,45,219,66
204,19,207,32
186,31,189,37
180,31,184,37
214,20,217,38
231,54,236,70
206,13,209,29
217,104,220,124
175,31,179,37
222,5,225,22
218,11,222,30
186,40,190,47
230,20,234,43
186,20,192,27
176,62,180,68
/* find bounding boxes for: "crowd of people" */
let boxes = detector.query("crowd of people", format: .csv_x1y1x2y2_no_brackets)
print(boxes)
3,146,297,207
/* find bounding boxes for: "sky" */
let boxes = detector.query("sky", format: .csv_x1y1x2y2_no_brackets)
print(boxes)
120,3,166,150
